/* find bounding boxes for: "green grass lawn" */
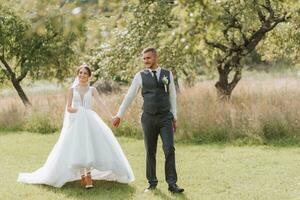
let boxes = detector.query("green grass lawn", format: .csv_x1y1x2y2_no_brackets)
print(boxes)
1,132,300,200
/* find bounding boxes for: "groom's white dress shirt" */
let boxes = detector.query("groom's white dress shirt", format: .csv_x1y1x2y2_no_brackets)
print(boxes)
116,67,177,120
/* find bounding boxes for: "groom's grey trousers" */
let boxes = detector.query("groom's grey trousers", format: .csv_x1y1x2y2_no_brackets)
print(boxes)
141,111,177,186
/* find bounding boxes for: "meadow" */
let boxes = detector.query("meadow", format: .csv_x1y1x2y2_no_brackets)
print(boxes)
1,72,300,145
1,72,300,200
1,132,300,200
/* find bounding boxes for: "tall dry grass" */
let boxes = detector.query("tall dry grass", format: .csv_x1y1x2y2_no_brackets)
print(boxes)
176,76,300,144
0,75,299,144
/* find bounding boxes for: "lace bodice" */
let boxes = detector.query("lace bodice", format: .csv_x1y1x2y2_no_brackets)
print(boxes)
72,86,93,109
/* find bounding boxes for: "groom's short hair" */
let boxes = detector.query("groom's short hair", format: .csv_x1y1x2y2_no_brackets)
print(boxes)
142,47,157,56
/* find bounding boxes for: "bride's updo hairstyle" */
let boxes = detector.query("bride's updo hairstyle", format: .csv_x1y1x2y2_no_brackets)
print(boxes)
77,64,92,77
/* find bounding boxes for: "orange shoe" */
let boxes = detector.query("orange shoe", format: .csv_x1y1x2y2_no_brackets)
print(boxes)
80,175,86,187
85,174,93,189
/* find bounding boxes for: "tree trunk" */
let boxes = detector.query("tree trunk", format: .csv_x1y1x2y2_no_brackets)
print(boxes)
206,1,287,100
215,63,241,100
215,70,232,100
0,57,31,106
11,76,31,106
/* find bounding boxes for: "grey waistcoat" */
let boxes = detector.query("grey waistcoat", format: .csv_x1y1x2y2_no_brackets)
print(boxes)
140,68,171,115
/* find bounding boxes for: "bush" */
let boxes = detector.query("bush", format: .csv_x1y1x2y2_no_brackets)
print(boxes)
113,120,143,139
23,112,58,134
188,126,230,144
261,118,300,145
262,119,290,140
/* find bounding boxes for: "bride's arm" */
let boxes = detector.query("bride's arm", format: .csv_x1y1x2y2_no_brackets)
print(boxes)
92,87,113,118
67,88,77,113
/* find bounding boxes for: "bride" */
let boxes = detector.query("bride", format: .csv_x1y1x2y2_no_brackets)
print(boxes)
17,64,134,188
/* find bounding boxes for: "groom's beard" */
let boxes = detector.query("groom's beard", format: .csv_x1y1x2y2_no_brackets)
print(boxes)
144,63,151,67
145,63,157,69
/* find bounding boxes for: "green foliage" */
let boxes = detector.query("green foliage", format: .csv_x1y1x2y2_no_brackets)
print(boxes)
0,4,80,83
174,0,293,84
1,0,298,87
87,0,299,87
262,118,296,141
87,0,203,84
258,26,300,64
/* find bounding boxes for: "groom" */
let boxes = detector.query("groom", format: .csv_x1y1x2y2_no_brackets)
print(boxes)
112,47,184,193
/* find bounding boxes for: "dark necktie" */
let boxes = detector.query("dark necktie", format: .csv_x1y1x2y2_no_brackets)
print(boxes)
152,70,158,86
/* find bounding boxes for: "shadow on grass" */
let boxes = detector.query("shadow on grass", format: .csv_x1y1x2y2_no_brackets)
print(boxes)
41,180,135,200
153,188,190,200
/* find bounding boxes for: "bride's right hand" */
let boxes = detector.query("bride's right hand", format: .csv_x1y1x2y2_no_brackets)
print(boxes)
67,107,78,113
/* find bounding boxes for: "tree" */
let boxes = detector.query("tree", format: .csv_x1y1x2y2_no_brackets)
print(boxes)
175,0,294,98
87,0,204,91
88,0,298,98
0,4,81,106
255,1,300,65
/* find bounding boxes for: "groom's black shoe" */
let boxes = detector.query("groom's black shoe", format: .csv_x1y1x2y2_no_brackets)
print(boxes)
168,184,184,193
144,184,156,192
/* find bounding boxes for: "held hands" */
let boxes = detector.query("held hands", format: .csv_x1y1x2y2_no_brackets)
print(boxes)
112,116,121,128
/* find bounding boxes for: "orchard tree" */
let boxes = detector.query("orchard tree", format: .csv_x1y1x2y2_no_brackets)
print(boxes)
89,0,298,98
88,0,203,90
0,4,85,106
88,0,173,82
255,1,300,65
176,0,293,98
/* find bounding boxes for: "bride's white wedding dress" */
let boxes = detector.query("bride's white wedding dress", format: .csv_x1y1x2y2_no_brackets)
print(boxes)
17,86,134,187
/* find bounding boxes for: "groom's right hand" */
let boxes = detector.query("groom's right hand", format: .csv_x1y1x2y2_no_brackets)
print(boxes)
112,116,121,127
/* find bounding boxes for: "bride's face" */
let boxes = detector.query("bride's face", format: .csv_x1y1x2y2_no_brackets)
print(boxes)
78,68,90,83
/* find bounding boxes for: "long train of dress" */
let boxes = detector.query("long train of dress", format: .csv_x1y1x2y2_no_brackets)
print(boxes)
18,87,134,187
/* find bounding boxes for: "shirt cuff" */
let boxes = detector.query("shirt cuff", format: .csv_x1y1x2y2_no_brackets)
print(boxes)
171,112,177,121
116,111,123,118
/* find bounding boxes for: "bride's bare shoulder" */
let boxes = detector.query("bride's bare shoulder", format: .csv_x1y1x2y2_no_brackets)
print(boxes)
90,86,97,91
90,86,97,95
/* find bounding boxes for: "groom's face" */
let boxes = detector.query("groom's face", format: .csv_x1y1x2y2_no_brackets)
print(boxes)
143,52,157,69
